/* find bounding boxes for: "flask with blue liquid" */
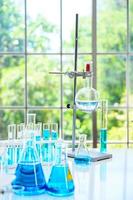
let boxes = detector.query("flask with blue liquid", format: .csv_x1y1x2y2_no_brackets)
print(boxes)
74,134,91,165
75,62,99,112
46,140,75,196
11,126,46,195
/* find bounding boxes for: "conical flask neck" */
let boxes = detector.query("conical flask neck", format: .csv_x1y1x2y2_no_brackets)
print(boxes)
54,141,67,166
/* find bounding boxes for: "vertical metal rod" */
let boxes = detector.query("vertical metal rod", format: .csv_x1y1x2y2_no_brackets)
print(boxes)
60,0,63,139
126,0,129,148
72,14,78,152
24,0,28,124
92,0,97,148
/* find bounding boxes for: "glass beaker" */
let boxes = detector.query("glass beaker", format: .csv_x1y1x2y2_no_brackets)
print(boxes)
74,134,91,165
7,124,16,166
11,127,46,195
99,100,108,153
75,62,99,112
46,140,75,196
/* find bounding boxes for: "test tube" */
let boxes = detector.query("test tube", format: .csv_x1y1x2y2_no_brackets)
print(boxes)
27,113,36,125
50,123,58,140
43,123,50,140
0,147,8,174
42,123,51,163
16,124,25,163
100,100,108,153
8,124,16,165
34,123,42,158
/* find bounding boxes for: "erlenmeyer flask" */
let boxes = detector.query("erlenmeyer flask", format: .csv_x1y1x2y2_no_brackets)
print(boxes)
75,62,99,112
74,134,91,165
11,126,46,195
46,140,75,196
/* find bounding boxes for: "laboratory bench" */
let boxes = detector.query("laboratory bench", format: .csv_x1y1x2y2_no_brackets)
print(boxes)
0,149,133,200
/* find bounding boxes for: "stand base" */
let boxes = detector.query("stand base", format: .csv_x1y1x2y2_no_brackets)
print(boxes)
68,149,112,162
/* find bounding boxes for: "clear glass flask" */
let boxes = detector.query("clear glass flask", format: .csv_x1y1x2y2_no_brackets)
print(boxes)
100,100,108,153
7,124,16,166
46,140,75,196
74,134,91,165
75,62,99,112
11,126,46,195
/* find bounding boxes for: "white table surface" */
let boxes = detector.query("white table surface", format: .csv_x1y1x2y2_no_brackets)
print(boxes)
0,149,133,200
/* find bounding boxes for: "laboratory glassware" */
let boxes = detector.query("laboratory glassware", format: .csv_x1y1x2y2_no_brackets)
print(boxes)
7,124,16,166
46,140,75,196
16,123,25,163
51,123,58,140
100,100,108,153
27,113,36,125
42,123,51,163
75,62,99,113
11,126,46,195
34,123,42,158
74,134,91,165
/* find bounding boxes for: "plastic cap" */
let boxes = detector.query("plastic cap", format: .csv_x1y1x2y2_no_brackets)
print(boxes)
86,63,91,72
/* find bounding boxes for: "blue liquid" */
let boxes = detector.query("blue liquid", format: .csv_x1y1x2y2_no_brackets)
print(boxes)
43,129,50,140
74,155,91,165
76,100,98,112
100,128,107,153
12,162,46,195
51,131,58,140
47,165,74,196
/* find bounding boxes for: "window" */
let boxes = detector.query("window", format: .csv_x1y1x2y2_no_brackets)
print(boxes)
0,0,132,148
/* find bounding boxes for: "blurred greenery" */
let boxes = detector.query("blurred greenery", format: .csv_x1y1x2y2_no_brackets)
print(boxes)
0,0,133,146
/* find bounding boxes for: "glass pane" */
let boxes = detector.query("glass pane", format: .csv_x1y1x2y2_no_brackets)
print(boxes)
28,110,59,123
63,55,92,106
63,109,92,141
130,0,133,51
108,144,127,149
129,109,133,141
97,55,126,106
106,109,127,142
27,0,60,53
62,0,92,53
129,56,133,106
0,56,24,106
97,0,127,52
0,110,24,139
27,55,60,106
0,0,24,52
